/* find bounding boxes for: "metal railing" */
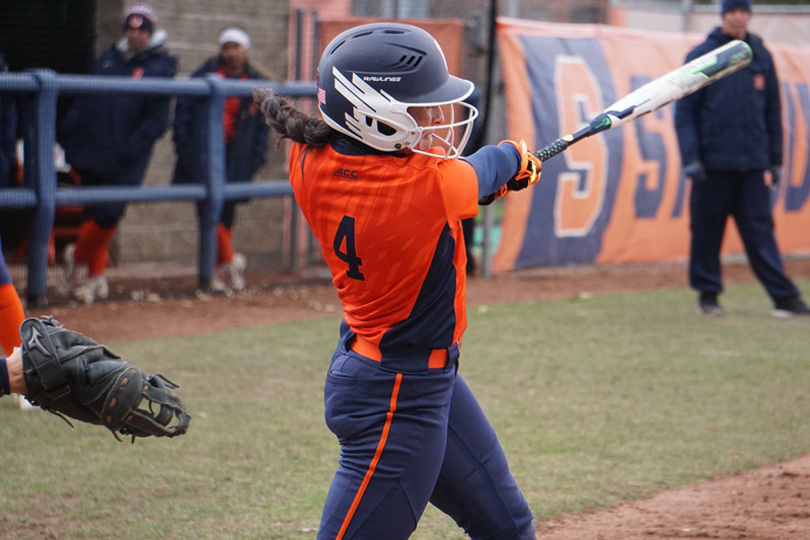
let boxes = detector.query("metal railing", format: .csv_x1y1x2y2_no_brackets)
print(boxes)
0,70,317,305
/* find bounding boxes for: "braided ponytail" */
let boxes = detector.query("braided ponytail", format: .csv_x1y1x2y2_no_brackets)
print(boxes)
253,87,335,148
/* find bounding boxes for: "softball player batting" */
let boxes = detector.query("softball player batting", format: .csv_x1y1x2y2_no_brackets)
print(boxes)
256,22,539,539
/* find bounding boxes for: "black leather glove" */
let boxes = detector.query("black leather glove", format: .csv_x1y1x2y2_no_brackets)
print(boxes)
20,316,190,442
683,161,705,183
769,166,781,187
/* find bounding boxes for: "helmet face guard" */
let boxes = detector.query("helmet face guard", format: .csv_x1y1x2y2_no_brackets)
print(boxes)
317,23,478,159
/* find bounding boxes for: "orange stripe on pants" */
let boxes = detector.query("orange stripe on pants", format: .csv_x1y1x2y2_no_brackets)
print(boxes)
335,373,403,540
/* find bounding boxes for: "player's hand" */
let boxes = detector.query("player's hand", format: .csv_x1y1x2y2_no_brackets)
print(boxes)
478,140,542,205
683,160,705,183
501,139,542,191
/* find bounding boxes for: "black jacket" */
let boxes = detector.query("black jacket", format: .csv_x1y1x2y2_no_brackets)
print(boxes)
674,28,782,171
0,51,15,186
60,30,177,184
171,57,270,186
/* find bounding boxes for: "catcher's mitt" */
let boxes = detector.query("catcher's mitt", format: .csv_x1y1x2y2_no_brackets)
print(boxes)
20,316,190,442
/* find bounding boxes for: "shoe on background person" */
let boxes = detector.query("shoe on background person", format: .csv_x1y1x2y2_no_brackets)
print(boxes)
14,393,35,411
59,243,77,297
773,295,810,318
73,274,109,305
228,252,246,292
698,292,724,316
210,252,246,295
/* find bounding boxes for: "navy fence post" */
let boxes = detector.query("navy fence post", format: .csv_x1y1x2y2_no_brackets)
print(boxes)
26,70,59,306
198,75,227,290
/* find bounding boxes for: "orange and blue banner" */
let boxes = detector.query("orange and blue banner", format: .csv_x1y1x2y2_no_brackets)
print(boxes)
494,18,810,273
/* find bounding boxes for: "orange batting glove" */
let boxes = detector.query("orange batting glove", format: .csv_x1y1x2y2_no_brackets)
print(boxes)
478,140,542,205
502,139,542,189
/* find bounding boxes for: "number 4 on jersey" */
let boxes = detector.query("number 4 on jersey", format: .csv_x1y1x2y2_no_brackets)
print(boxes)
333,216,365,281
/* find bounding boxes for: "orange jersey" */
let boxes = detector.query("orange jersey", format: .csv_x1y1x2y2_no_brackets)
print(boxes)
289,142,479,352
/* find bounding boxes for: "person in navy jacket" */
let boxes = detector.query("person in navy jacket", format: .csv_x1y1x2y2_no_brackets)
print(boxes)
0,50,16,189
172,27,270,293
675,0,809,317
59,3,177,304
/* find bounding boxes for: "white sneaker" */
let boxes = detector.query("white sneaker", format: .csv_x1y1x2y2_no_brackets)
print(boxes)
210,275,229,293
14,393,35,411
60,243,76,297
95,275,109,300
210,253,246,294
229,252,246,291
74,274,108,305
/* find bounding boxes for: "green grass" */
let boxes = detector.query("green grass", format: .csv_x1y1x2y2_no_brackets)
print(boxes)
2,277,809,539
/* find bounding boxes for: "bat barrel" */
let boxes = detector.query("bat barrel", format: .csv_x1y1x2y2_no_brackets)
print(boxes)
531,40,751,162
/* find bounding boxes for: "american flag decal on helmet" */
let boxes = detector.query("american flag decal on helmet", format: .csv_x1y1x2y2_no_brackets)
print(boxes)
318,88,326,105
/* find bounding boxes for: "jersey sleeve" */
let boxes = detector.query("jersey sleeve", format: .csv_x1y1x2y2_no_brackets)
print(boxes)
462,143,522,200
436,158,481,222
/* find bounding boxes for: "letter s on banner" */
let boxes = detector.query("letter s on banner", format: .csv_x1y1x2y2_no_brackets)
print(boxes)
553,56,609,238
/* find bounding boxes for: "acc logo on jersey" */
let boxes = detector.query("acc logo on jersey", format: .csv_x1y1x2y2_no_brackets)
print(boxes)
333,168,359,179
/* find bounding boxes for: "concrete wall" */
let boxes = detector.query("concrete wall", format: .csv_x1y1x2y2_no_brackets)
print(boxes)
609,2,810,47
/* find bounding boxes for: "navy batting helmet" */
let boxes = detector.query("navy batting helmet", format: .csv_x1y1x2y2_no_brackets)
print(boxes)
316,22,477,158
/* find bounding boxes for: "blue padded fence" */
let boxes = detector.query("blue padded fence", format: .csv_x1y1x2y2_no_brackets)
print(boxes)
0,70,317,305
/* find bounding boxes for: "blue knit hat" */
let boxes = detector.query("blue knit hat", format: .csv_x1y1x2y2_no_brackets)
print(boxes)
722,0,752,14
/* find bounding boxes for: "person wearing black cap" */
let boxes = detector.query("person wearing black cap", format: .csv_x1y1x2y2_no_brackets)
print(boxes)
58,3,177,305
172,27,272,293
675,0,810,317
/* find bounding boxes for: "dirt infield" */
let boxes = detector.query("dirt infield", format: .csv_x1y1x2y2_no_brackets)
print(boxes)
29,258,810,539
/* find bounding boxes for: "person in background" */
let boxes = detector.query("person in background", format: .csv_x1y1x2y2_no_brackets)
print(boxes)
0,240,23,359
0,63,24,361
1,49,32,409
0,236,33,410
59,3,177,304
674,0,809,317
172,27,270,293
0,49,15,189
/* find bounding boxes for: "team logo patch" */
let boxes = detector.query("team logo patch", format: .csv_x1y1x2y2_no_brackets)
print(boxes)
26,325,52,358
130,15,144,29
753,73,765,91
333,168,358,179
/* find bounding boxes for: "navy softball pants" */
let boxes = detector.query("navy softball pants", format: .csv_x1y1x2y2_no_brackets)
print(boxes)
317,347,535,540
73,168,132,229
689,169,800,300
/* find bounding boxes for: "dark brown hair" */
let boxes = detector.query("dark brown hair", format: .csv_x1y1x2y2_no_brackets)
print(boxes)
253,87,335,148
